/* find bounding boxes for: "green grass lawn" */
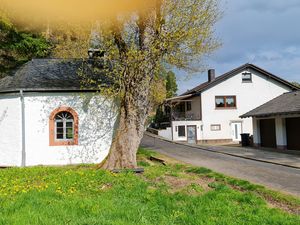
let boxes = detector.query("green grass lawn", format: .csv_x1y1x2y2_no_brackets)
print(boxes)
0,148,299,225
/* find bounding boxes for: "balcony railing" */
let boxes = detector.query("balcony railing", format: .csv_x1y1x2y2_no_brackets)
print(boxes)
171,112,201,121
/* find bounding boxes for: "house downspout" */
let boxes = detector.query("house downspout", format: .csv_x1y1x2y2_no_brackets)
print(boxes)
20,90,26,167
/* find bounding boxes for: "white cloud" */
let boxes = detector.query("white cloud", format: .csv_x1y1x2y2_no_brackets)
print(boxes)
176,0,300,94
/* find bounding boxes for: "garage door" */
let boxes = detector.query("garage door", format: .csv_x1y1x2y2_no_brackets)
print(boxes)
286,117,300,150
260,119,276,148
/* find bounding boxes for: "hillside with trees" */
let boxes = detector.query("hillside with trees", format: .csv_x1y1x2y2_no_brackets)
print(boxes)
292,82,300,88
0,13,51,78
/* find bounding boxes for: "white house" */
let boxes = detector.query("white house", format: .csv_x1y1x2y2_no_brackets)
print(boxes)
241,90,300,151
160,64,298,144
0,58,117,167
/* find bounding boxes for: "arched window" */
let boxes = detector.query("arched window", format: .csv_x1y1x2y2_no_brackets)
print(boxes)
55,112,74,140
49,107,78,146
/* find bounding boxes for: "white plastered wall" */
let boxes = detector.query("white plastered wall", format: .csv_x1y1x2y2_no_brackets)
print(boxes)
0,92,117,167
0,94,22,166
158,127,172,140
172,120,202,141
201,69,292,141
23,92,117,166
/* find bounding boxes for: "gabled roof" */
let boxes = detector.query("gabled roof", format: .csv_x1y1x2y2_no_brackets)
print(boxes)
182,63,299,96
241,90,300,118
165,94,194,102
0,58,109,94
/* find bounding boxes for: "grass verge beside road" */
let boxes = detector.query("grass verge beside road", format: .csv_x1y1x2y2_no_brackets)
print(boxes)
0,148,299,225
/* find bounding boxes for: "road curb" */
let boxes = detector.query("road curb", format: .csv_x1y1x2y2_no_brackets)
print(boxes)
144,132,300,170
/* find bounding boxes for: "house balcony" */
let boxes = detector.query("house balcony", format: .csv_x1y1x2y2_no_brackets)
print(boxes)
171,112,201,121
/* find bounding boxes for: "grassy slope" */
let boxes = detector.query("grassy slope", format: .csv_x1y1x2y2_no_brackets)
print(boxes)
0,148,299,225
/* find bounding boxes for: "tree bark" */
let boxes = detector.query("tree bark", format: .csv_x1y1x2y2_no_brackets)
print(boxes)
101,79,150,170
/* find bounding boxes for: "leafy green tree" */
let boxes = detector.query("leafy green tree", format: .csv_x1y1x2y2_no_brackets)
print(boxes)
152,68,177,126
4,0,220,169
291,82,300,88
165,70,178,98
0,13,51,78
97,0,220,169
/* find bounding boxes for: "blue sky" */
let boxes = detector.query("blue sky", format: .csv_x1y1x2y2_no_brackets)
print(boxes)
176,0,300,94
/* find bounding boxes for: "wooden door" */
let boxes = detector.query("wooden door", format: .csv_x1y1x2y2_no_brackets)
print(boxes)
286,117,300,150
260,119,276,148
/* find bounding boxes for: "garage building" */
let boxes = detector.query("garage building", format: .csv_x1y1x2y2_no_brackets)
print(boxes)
241,91,300,151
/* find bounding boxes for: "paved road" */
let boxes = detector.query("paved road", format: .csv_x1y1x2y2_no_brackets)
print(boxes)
141,134,300,197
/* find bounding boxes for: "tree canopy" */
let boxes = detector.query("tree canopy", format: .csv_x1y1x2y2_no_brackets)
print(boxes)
0,13,51,78
291,82,300,88
96,0,220,169
2,0,221,169
165,70,178,98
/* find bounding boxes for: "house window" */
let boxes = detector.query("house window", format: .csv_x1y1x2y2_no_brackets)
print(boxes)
55,112,74,140
215,96,236,108
186,102,192,111
178,103,185,112
178,125,186,137
242,72,252,82
211,124,221,131
215,97,225,107
49,107,78,146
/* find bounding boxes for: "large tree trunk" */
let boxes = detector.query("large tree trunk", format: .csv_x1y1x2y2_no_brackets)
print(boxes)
101,79,150,170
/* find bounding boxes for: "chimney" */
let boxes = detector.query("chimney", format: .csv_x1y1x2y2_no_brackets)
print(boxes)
208,69,215,82
88,48,105,58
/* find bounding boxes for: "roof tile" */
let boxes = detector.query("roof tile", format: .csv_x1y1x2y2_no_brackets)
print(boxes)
241,91,300,118
0,58,109,93
181,63,298,96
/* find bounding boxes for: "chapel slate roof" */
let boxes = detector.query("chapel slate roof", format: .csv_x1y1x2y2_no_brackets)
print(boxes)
182,63,299,96
0,58,109,93
241,90,300,118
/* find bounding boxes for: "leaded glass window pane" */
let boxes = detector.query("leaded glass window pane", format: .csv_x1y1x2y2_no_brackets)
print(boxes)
56,122,63,128
54,111,74,141
66,122,73,128
56,133,64,139
66,128,74,139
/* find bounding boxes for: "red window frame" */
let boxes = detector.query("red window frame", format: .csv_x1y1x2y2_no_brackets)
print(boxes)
215,96,237,108
49,107,79,146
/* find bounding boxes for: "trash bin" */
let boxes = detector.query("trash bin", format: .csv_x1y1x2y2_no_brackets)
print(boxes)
240,133,250,146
